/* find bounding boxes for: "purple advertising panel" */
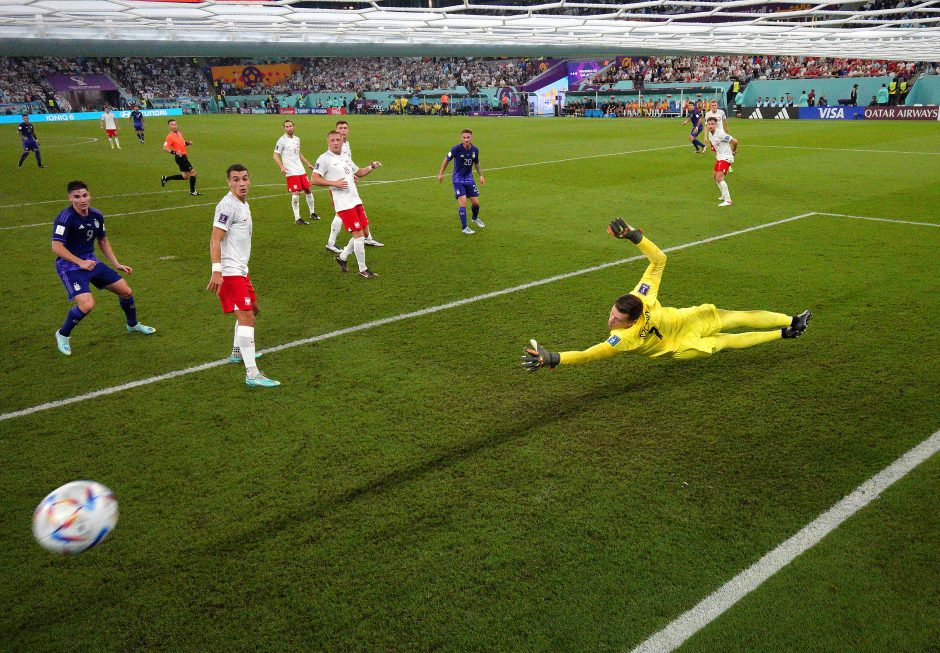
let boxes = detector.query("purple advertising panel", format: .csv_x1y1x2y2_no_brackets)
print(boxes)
45,74,119,92
566,61,604,89
863,105,939,120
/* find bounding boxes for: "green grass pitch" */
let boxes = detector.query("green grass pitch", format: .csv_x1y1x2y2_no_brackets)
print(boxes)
1,115,938,652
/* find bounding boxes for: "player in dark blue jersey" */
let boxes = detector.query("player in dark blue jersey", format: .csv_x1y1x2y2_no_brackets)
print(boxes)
17,114,43,168
681,102,706,153
130,106,145,143
51,180,156,355
437,129,486,234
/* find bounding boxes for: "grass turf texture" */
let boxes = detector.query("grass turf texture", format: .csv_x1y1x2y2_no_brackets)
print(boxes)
1,115,938,652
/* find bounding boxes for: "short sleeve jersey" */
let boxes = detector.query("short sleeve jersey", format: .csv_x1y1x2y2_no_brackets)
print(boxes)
688,108,702,127
704,109,727,124
164,131,187,156
447,144,478,183
274,134,306,176
130,110,144,125
213,192,252,277
52,206,105,270
313,150,362,212
708,130,735,163
341,140,352,162
102,112,117,130
18,122,36,140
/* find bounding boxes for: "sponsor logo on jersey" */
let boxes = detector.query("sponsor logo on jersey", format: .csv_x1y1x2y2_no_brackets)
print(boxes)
638,283,650,296
607,335,621,346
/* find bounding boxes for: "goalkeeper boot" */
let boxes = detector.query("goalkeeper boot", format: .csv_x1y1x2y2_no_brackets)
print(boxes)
782,310,812,339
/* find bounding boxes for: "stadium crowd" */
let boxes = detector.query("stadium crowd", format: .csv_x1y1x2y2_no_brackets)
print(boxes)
589,55,924,86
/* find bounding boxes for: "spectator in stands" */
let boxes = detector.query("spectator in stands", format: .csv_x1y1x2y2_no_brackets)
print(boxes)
818,96,828,107
868,95,879,106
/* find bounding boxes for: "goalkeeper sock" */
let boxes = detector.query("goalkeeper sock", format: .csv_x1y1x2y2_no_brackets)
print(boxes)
458,207,467,229
718,309,791,330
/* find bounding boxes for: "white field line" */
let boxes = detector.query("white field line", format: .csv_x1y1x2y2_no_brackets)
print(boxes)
814,212,940,228
0,144,685,216
630,427,940,653
750,145,940,156
0,211,812,422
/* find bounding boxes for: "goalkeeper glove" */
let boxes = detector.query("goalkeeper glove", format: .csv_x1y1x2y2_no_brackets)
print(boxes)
521,339,560,372
608,219,643,244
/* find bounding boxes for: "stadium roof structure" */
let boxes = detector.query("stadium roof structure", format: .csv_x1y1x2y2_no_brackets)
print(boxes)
1,0,938,60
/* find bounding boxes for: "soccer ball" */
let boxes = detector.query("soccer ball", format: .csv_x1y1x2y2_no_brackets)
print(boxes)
32,480,118,555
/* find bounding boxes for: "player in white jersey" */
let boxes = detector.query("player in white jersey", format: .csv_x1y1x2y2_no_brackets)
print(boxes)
273,120,319,226
311,130,382,279
100,107,120,150
706,117,737,207
207,164,280,387
325,120,383,253
704,100,728,133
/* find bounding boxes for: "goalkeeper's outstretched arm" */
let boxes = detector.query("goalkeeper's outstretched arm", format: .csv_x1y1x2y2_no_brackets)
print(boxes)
609,218,666,303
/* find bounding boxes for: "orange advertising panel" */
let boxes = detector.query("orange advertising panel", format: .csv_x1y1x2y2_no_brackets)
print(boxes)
211,64,301,89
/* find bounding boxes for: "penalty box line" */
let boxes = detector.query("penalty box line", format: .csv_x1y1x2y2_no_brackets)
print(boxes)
629,428,940,653
1,211,936,423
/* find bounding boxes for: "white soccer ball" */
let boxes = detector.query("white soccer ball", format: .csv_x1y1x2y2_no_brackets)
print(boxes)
32,480,118,555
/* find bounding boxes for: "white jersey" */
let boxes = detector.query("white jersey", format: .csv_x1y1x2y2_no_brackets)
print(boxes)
704,109,727,126
709,130,735,163
274,134,306,177
102,112,117,129
341,140,352,162
313,150,362,212
213,192,252,276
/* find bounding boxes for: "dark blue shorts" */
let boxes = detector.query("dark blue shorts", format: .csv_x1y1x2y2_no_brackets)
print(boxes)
133,123,144,131
56,260,122,300
690,124,703,137
22,138,39,151
453,181,479,199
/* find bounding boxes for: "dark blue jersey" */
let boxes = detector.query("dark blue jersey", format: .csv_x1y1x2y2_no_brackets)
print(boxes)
52,206,106,269
688,108,702,127
447,143,479,183
18,122,36,140
130,110,144,126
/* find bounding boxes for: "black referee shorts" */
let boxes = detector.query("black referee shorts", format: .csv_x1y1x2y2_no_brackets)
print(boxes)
175,154,194,173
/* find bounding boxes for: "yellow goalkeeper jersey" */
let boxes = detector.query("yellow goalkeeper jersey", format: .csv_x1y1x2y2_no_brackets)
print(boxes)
558,237,717,364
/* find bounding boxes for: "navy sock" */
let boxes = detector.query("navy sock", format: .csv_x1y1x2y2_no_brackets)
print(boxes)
119,295,137,326
458,207,467,229
60,305,87,337
693,139,705,150
471,204,479,219
167,174,184,181
35,150,42,166
18,152,29,166
189,176,197,193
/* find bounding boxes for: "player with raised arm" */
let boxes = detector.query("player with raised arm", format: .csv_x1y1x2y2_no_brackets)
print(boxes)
161,119,200,196
130,105,145,144
707,117,737,207
311,130,382,279
17,114,43,168
273,119,319,226
681,101,706,154
521,220,811,372
325,120,383,252
207,164,280,388
100,107,120,150
52,180,156,356
437,129,486,235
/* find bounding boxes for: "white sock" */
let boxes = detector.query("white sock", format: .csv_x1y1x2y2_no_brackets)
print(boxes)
236,325,258,375
353,236,366,271
304,192,315,213
328,216,343,247
114,137,121,148
291,194,301,220
340,237,355,261
231,320,240,357
718,180,731,202
109,138,115,148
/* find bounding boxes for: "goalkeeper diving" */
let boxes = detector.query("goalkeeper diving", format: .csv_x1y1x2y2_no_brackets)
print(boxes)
521,220,811,372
